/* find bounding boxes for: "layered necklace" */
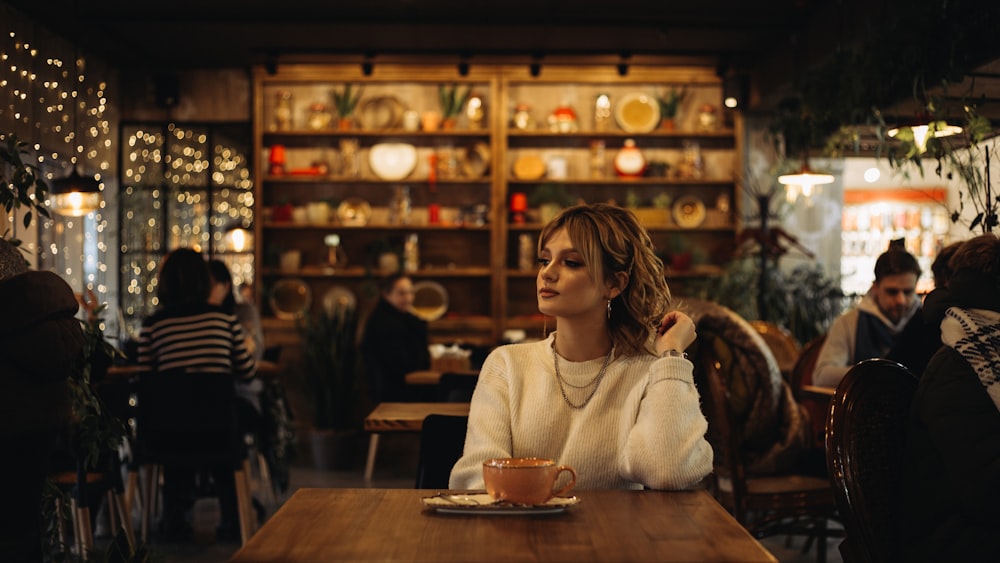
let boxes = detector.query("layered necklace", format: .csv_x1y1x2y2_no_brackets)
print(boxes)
552,336,613,409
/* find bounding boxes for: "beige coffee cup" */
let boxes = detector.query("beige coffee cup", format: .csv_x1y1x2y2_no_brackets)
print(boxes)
482,457,576,505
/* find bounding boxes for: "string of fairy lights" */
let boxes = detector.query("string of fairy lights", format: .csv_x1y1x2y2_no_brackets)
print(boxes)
1,25,113,310
3,14,255,340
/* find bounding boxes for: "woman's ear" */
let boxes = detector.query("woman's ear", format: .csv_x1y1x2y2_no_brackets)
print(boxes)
607,271,629,299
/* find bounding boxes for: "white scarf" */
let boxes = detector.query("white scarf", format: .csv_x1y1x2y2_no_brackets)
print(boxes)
941,307,1000,413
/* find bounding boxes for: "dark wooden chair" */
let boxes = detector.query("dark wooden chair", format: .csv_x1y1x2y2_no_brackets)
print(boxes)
791,334,829,446
414,414,468,489
133,371,256,545
435,372,478,403
695,347,840,563
825,359,918,563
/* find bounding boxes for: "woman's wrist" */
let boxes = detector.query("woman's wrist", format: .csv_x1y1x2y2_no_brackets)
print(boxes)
658,349,688,359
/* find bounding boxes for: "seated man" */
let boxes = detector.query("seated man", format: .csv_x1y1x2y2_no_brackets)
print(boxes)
813,245,922,388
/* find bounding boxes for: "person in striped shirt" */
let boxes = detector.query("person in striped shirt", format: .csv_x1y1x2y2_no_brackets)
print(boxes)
138,247,259,542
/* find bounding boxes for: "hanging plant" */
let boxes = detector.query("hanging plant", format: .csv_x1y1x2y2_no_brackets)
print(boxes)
0,134,51,242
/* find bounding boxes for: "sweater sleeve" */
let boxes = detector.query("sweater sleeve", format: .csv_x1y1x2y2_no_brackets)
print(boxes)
448,350,513,489
618,355,714,490
813,309,856,388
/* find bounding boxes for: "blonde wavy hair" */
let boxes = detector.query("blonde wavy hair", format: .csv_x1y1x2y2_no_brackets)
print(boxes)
538,203,671,356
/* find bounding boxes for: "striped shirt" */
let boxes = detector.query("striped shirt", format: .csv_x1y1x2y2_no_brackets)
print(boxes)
138,304,256,381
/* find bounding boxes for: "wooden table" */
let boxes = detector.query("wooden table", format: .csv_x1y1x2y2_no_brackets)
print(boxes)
231,488,777,562
362,402,470,482
106,360,281,379
404,369,479,386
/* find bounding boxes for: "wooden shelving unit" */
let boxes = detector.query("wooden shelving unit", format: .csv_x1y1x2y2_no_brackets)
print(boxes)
253,63,742,344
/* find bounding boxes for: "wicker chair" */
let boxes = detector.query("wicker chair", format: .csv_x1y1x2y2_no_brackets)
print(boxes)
695,347,840,563
791,334,829,446
750,320,800,380
825,359,918,563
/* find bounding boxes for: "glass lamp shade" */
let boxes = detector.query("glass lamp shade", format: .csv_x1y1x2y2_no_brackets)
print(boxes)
777,166,834,188
887,120,963,153
50,167,102,217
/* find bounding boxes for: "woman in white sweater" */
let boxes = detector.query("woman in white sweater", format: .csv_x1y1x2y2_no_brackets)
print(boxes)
450,203,713,490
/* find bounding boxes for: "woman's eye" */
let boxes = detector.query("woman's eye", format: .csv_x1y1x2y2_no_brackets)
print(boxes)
564,260,583,268
536,257,550,266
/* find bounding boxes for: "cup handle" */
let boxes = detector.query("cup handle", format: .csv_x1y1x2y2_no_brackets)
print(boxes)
551,465,577,498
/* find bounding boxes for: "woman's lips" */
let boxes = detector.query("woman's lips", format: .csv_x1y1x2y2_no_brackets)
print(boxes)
538,288,558,297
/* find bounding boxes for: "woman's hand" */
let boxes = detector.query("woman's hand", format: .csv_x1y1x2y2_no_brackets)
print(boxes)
655,311,696,356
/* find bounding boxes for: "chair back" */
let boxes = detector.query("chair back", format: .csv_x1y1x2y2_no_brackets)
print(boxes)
415,414,468,489
826,359,917,563
750,320,800,378
435,372,478,402
134,371,243,468
790,333,826,396
692,349,750,519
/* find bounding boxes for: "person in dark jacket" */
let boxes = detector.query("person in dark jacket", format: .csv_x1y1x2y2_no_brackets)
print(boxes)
0,238,85,560
900,233,1000,561
360,273,431,403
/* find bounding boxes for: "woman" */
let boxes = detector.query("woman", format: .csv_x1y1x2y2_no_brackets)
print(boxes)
360,273,431,403
208,259,264,362
449,203,713,490
901,233,1000,561
138,248,258,541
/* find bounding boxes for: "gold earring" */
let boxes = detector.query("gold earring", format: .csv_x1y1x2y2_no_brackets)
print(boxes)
607,299,612,320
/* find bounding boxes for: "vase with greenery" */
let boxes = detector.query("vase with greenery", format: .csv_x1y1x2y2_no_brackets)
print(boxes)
528,183,576,224
331,83,363,129
438,84,471,129
298,300,363,469
657,87,688,130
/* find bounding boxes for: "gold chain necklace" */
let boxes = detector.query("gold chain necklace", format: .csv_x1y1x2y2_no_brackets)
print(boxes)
552,338,612,409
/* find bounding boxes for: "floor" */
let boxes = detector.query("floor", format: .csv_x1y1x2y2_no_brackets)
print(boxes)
96,433,842,563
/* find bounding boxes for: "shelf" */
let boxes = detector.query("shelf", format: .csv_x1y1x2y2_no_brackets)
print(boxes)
264,176,492,185
506,178,733,187
263,129,491,140
264,221,490,231
262,266,493,278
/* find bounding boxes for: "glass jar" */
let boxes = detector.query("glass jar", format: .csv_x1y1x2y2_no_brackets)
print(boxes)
389,185,412,225
307,102,332,130
404,233,420,272
339,138,360,178
274,90,293,131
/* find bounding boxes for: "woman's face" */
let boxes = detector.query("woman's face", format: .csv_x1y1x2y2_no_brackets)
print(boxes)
385,277,415,312
208,278,230,305
536,228,612,321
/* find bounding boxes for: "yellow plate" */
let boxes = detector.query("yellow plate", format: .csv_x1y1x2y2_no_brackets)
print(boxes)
672,196,706,228
614,93,660,133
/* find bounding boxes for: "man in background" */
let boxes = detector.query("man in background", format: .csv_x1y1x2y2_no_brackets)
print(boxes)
813,243,922,388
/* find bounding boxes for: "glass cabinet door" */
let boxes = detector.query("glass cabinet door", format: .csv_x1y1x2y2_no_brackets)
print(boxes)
119,121,254,337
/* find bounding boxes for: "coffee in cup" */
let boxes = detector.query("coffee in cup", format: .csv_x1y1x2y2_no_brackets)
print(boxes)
482,457,576,505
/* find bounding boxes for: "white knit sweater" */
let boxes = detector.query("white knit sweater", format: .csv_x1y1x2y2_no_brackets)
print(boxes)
449,333,713,490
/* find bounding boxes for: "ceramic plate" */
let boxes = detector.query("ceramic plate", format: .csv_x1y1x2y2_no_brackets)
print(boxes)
512,155,545,180
337,197,372,226
270,278,312,320
672,195,707,228
357,95,405,130
614,92,661,133
421,493,580,515
411,281,448,321
369,143,418,181
322,285,356,315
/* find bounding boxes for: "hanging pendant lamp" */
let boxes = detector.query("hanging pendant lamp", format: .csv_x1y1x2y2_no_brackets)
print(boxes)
50,52,101,217
886,112,962,154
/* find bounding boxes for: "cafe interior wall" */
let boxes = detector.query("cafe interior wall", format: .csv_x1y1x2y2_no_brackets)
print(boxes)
1,4,120,336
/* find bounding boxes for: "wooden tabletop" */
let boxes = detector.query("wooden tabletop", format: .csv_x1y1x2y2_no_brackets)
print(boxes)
363,402,470,432
105,360,281,379
231,488,777,562
404,369,479,386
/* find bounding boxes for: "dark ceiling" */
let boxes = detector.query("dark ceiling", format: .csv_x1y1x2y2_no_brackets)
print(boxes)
5,0,1000,120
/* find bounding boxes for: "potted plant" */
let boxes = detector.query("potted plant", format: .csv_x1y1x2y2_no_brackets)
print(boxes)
438,84,471,129
528,183,576,224
657,87,688,130
1,134,50,243
298,299,364,470
331,83,363,129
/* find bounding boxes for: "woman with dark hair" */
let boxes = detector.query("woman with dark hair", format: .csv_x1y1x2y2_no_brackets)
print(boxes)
360,273,431,403
901,234,1000,561
138,247,257,542
208,259,264,362
449,203,712,490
